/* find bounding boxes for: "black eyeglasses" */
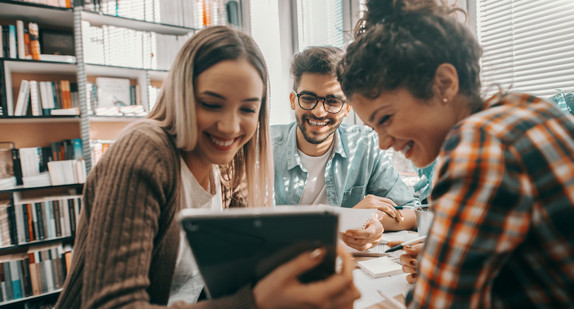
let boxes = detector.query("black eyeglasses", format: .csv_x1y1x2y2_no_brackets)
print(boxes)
295,92,346,114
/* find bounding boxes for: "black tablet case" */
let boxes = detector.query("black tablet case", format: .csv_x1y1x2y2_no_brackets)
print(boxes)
180,210,338,299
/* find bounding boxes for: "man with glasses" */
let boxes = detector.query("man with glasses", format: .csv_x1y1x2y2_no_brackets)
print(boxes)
271,46,419,251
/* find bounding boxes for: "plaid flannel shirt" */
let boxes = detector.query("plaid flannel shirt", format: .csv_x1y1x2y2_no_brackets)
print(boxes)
408,92,574,308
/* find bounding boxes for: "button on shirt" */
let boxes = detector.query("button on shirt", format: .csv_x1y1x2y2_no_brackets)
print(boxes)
408,92,574,308
271,123,418,207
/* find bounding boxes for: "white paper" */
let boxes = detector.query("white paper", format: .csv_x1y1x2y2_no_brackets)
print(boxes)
353,269,413,309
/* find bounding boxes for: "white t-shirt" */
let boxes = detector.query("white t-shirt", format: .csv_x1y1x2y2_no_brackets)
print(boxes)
298,145,333,205
168,158,223,305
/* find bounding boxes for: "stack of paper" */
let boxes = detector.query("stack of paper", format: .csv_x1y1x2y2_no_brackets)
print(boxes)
358,256,403,278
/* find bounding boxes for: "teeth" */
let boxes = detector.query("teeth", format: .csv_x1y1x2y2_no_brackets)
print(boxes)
308,120,328,126
399,141,413,156
209,136,235,147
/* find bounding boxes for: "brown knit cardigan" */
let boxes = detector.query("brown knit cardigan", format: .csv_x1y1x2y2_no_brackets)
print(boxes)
55,120,256,309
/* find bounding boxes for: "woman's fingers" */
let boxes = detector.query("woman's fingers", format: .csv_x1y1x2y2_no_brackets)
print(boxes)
272,248,326,280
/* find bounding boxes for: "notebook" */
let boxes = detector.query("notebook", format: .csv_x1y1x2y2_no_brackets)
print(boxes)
358,256,403,278
179,206,339,299
317,204,376,232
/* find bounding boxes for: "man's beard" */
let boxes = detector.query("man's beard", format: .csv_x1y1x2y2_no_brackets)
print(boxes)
297,114,340,145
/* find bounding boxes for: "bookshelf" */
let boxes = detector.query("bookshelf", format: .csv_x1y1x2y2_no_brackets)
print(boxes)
1,0,242,307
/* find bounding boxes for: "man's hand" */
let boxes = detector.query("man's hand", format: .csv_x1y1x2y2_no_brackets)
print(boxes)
341,215,383,251
353,195,404,223
387,240,423,284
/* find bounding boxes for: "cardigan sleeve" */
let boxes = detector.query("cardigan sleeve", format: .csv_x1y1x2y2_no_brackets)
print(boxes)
56,121,259,309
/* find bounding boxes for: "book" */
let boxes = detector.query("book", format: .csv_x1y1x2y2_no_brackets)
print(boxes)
14,80,30,116
357,256,403,278
0,25,3,58
0,143,15,190
95,77,131,114
50,107,80,116
28,23,40,61
16,20,25,60
8,25,17,59
317,204,377,233
29,80,41,116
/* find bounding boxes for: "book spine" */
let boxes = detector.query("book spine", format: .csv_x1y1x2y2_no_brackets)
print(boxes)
13,202,26,244
1,262,13,301
53,200,62,237
0,25,4,59
20,258,32,297
6,204,18,245
29,80,41,116
34,202,45,240
21,204,30,243
67,198,76,235
28,23,40,61
44,201,55,239
27,252,40,295
16,20,25,59
8,25,17,59
26,203,35,242
9,260,22,299
11,149,23,186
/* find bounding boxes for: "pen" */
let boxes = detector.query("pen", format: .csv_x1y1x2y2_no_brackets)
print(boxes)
385,235,427,253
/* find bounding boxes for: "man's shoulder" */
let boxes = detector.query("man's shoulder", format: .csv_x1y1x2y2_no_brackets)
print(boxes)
270,123,296,141
338,124,378,140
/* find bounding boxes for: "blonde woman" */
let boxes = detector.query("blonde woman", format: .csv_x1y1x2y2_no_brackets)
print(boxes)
56,26,359,309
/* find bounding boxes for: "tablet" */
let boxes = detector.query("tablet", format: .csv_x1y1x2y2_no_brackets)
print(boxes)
179,206,339,299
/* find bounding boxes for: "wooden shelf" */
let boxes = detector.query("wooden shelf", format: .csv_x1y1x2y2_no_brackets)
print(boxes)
0,236,73,253
81,10,197,35
0,288,62,307
85,63,167,78
0,115,80,124
2,59,77,74
0,1,72,28
0,183,82,194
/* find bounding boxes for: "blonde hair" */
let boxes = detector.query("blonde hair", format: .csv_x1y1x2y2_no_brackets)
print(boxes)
148,26,273,207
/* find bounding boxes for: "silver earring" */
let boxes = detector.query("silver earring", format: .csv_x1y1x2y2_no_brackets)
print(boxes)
442,98,448,103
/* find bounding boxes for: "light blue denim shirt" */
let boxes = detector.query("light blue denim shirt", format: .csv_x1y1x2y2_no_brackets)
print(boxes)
271,123,419,208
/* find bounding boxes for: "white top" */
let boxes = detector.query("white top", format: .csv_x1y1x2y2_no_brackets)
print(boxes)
298,145,333,205
168,158,223,305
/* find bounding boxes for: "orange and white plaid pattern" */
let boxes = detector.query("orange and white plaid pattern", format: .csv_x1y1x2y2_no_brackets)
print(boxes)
407,92,574,308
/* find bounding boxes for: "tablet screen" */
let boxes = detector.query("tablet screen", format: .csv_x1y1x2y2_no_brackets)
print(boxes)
180,208,338,299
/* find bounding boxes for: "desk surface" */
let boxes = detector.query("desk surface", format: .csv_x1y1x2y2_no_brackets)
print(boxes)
352,231,418,309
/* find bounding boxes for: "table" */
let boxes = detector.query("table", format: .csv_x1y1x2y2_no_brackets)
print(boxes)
352,231,419,309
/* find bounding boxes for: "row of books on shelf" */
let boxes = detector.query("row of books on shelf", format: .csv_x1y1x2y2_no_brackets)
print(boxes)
0,21,41,61
8,79,79,117
0,21,76,62
10,0,72,9
86,77,146,116
0,242,72,303
82,21,192,70
90,139,113,165
0,195,81,247
0,139,86,190
81,0,219,29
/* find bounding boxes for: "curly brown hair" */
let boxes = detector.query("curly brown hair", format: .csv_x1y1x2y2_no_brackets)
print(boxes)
338,0,482,108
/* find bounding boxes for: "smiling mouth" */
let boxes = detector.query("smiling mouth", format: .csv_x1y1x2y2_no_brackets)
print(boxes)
399,141,414,157
208,134,237,148
307,119,329,127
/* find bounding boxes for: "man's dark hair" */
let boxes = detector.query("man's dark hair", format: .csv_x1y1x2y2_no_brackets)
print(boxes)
291,46,343,91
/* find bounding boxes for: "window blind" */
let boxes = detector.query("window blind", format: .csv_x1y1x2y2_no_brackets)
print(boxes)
476,0,574,98
296,0,344,49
